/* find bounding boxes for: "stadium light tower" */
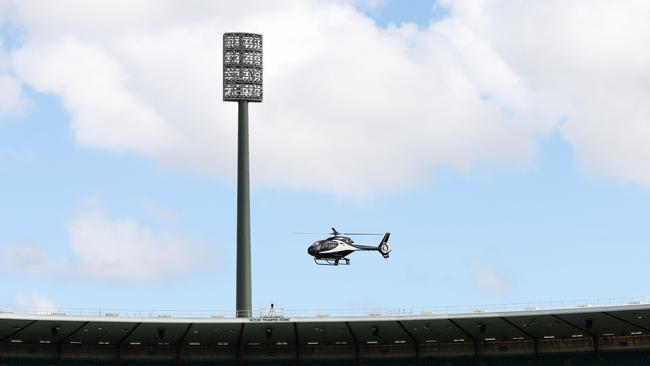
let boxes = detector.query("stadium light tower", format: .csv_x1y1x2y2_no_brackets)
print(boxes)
223,32,263,318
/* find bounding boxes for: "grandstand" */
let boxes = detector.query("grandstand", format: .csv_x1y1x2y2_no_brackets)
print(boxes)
2,302,650,365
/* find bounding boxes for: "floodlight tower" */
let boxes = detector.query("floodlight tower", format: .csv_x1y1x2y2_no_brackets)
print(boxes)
223,32,263,318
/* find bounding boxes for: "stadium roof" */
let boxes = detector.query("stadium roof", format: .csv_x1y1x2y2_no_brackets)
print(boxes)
2,303,650,348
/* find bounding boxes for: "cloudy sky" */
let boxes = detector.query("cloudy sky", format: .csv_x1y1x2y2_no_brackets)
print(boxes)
1,0,649,315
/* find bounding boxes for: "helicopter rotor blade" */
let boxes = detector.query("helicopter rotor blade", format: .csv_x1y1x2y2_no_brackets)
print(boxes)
292,231,383,236
339,232,383,236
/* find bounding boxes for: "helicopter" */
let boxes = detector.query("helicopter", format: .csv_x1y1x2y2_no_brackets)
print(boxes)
305,228,391,266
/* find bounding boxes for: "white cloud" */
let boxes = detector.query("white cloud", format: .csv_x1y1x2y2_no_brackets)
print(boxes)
0,39,28,119
0,73,26,117
4,202,214,282
469,259,513,296
4,0,544,196
11,38,179,154
67,204,214,282
353,0,386,12
443,0,650,186
138,198,179,225
4,0,650,194
5,242,55,273
14,292,57,311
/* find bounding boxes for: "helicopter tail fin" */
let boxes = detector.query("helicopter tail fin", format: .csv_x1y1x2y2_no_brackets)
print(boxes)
378,233,391,258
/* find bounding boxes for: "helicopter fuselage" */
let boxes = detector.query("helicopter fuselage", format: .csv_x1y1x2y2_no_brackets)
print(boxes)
308,237,360,259
307,232,390,265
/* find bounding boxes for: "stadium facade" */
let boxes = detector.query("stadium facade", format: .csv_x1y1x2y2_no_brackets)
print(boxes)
2,303,650,365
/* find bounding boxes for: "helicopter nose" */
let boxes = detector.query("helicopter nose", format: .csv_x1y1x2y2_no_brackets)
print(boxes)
308,246,316,255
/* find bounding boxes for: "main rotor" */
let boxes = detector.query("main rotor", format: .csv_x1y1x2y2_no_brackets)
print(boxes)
329,228,382,237
294,228,383,237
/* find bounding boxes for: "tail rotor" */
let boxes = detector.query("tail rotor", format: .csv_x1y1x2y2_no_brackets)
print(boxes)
378,233,391,258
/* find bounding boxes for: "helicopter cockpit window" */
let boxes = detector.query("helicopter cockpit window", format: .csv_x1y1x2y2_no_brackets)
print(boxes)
320,242,337,251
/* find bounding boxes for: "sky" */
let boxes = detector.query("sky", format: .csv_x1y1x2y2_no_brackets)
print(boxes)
1,0,650,316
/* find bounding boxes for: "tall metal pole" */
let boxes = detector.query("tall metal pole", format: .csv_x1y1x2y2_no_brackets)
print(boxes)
236,100,251,317
223,32,262,318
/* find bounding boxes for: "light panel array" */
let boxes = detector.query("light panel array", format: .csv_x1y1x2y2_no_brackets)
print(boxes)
223,33,263,102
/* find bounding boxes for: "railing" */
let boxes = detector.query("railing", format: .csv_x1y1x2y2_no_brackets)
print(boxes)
1,296,649,320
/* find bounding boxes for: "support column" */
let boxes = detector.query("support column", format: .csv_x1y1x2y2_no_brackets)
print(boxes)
552,315,598,355
500,317,538,359
345,322,359,366
236,100,252,318
448,319,478,360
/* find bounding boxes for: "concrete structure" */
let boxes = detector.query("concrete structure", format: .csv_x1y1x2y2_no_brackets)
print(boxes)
1,303,650,364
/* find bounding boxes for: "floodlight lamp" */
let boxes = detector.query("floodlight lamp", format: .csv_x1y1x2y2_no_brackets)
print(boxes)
223,32,263,102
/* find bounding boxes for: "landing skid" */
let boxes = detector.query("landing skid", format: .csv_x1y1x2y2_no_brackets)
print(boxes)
314,258,350,266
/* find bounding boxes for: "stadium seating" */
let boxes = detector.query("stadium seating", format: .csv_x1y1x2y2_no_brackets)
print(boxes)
183,362,233,366
301,361,354,366
60,361,113,366
2,352,650,366
0,360,50,366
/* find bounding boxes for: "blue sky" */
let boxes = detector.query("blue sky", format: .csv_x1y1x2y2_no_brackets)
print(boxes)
1,0,649,314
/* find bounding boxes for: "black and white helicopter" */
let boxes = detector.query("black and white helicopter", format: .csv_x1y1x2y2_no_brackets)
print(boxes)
305,228,391,266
